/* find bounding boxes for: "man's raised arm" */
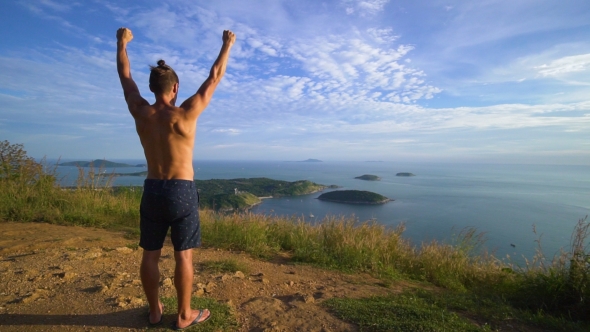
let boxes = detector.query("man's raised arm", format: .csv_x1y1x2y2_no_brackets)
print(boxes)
181,30,236,117
116,27,148,114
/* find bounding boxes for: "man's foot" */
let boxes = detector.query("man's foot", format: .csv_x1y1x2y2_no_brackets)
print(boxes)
148,302,164,326
173,309,211,330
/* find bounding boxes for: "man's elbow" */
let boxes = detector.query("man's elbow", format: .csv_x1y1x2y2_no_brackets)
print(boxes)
209,71,223,84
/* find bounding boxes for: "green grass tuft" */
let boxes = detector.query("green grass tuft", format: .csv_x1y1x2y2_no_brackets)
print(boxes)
324,293,489,331
126,243,139,250
198,259,249,274
414,289,589,331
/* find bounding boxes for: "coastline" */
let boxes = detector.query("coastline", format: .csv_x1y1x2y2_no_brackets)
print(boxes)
244,186,328,210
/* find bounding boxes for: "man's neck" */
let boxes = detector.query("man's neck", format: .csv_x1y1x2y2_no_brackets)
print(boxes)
154,95,176,107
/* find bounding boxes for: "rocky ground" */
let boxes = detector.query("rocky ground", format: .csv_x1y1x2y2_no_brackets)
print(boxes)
0,222,409,331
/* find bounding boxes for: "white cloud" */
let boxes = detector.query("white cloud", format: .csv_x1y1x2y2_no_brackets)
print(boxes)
245,38,278,57
447,45,590,104
366,28,398,43
279,32,438,103
342,0,390,16
210,128,241,135
535,53,590,77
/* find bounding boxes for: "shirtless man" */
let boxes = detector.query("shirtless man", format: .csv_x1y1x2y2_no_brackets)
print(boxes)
116,27,235,329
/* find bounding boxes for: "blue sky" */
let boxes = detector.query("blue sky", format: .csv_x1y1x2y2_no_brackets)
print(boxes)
1,0,589,163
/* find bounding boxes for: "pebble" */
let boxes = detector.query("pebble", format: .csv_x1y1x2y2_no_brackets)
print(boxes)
222,299,234,308
83,252,102,259
57,272,77,280
115,247,133,254
130,297,143,306
205,281,216,293
162,278,173,288
21,289,50,304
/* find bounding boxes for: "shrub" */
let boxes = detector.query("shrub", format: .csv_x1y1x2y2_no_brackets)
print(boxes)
0,140,50,185
507,216,590,320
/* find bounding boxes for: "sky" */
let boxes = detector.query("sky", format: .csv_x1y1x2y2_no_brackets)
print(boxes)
1,0,589,164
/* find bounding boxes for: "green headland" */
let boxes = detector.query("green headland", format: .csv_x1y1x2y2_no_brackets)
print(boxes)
196,178,328,211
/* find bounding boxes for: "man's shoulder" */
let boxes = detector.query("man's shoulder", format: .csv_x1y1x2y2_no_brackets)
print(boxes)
131,104,158,119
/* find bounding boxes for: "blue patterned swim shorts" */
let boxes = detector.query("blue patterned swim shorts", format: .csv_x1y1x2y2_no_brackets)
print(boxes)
139,179,201,251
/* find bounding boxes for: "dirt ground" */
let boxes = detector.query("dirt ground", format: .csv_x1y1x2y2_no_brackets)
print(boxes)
0,222,410,331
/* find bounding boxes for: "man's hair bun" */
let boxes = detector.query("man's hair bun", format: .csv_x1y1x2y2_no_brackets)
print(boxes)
157,60,166,67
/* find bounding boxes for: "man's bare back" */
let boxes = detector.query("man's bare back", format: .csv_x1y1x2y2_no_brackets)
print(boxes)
116,27,235,329
134,103,197,180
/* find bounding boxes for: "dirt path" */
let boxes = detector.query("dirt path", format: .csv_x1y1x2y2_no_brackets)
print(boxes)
0,222,408,331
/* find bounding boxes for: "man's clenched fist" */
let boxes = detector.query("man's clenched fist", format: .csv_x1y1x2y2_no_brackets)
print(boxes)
117,27,133,44
222,30,236,46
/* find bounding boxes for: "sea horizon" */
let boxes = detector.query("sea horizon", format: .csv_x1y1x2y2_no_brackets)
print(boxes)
46,157,590,166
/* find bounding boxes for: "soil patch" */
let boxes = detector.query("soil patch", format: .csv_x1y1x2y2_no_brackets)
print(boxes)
0,222,408,331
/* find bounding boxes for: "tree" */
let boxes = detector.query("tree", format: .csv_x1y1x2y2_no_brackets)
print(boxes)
0,140,43,183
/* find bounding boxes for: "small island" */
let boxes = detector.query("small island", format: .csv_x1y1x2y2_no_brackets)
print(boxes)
396,172,416,177
299,159,322,162
59,159,137,168
317,190,391,205
354,174,381,181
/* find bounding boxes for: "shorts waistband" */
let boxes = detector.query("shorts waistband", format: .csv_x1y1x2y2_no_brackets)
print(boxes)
143,179,195,190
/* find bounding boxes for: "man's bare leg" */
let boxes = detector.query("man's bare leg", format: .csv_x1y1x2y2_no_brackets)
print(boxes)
141,249,163,324
174,249,210,328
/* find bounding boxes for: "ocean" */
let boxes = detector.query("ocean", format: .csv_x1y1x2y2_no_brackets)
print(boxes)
53,160,590,264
